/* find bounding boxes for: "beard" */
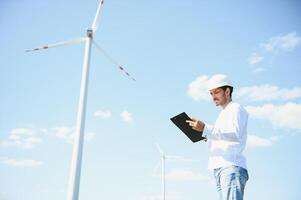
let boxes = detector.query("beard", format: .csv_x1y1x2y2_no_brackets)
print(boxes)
214,99,221,106
213,95,227,106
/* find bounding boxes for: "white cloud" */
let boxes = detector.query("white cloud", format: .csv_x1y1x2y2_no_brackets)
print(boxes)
94,110,112,119
246,103,301,130
247,134,278,148
187,75,211,101
248,32,301,68
2,158,43,167
237,85,301,101
186,75,300,103
10,128,36,136
1,126,95,149
252,67,265,73
52,127,94,143
166,169,210,182
248,53,264,65
120,110,133,123
188,74,233,101
0,128,43,149
260,32,301,52
52,126,75,143
26,137,42,144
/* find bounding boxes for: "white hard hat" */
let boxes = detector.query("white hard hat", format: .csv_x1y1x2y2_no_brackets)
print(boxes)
207,74,232,91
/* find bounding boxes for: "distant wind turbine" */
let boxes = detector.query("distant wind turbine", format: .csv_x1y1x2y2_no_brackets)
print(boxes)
26,1,135,200
155,144,166,200
154,144,183,200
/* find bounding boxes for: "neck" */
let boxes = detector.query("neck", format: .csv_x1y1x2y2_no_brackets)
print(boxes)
221,99,232,109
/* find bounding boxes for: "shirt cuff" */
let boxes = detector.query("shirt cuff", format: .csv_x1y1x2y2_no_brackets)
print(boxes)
202,123,213,138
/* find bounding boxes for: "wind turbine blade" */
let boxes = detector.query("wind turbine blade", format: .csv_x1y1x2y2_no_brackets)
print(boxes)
165,155,182,160
91,0,104,32
156,143,164,156
152,160,161,176
25,37,86,52
93,40,136,81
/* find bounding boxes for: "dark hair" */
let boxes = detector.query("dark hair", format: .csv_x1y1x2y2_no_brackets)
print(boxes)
220,85,233,98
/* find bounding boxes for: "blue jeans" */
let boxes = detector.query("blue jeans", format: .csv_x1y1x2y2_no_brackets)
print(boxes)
213,166,249,200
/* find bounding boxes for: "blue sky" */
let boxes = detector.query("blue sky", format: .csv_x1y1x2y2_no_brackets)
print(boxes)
1,0,301,199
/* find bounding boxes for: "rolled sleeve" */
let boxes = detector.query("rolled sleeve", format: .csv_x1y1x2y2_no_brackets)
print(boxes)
202,123,213,138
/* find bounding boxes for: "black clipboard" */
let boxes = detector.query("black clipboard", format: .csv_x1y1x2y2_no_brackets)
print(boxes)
170,112,205,143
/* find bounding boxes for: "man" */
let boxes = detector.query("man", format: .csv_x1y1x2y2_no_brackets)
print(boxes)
186,74,249,200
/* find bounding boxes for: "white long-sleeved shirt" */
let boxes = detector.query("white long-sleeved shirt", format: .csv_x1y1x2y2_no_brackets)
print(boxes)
203,102,248,170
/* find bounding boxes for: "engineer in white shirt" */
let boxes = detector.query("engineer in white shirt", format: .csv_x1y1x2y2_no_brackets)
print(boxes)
186,74,249,200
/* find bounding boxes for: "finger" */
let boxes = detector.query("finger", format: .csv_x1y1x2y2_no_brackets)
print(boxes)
187,122,196,127
190,117,198,122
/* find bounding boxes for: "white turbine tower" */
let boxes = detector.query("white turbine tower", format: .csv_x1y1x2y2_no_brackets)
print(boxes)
154,144,183,200
156,144,166,200
26,1,135,200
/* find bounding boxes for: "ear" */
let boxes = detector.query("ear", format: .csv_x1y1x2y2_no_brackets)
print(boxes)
225,88,231,97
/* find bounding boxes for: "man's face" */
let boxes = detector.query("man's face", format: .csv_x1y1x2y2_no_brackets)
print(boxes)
209,87,228,106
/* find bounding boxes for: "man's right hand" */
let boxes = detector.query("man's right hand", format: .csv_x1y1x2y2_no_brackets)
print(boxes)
186,117,205,132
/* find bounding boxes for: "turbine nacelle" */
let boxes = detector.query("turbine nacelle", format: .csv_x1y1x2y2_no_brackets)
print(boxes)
87,29,93,38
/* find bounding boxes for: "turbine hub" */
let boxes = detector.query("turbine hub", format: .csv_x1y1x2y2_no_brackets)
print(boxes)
87,29,93,38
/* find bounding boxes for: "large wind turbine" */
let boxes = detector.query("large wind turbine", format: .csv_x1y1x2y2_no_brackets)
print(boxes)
26,1,134,200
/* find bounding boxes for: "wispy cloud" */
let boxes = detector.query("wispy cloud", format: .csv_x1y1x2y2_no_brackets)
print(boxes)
94,109,135,124
1,158,43,167
246,103,301,130
0,128,43,149
252,67,265,73
152,150,200,177
248,32,301,71
120,110,133,123
0,126,95,149
166,169,210,181
248,53,264,65
247,134,278,148
52,126,95,143
260,32,301,52
237,85,301,101
52,126,75,143
94,110,112,119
